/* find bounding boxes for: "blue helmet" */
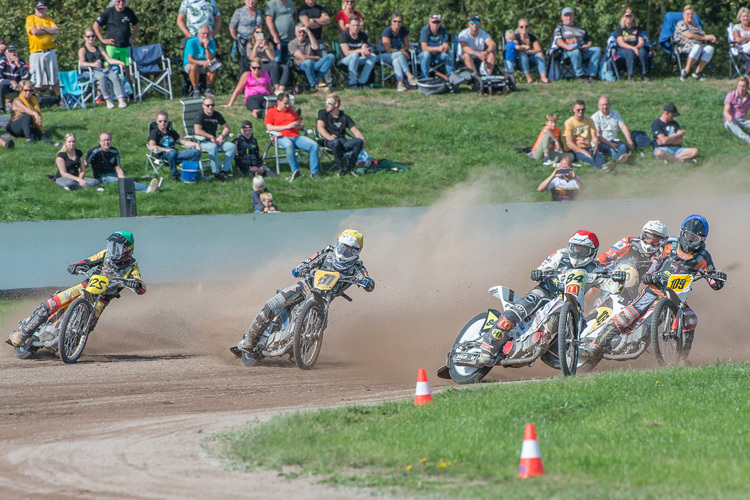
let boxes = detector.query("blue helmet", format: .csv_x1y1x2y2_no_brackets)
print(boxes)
678,215,708,253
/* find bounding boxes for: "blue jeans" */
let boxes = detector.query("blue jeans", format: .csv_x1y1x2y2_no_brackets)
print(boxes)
200,140,237,174
725,118,750,143
599,140,627,160
418,51,454,79
327,137,363,173
616,47,649,76
273,41,289,63
517,51,547,75
298,54,335,87
277,135,319,174
573,148,606,168
564,47,601,77
379,51,410,80
164,148,201,176
338,53,377,86
99,173,149,192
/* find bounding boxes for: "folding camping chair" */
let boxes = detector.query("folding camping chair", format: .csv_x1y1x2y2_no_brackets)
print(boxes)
59,71,89,110
658,12,706,75
130,44,173,102
546,45,577,81
728,24,750,77
178,97,220,178
602,31,653,80
261,94,316,176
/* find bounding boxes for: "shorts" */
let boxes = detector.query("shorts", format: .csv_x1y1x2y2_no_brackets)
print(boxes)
29,50,59,87
184,63,208,74
653,146,688,157
105,45,131,65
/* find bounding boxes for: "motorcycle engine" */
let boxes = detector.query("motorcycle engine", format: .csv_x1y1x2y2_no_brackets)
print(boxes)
36,324,58,343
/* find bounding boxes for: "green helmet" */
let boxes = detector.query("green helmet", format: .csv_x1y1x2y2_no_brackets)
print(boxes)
106,231,135,264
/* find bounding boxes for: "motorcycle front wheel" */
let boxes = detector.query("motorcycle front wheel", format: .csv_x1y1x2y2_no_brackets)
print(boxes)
293,301,324,370
58,298,93,364
448,313,492,385
558,302,580,377
651,298,681,367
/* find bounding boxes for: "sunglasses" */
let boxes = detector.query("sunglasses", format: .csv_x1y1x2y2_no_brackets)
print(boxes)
204,103,215,107
251,66,262,69
325,101,335,105
85,34,95,38
574,108,586,112
518,25,529,28
392,20,402,23
431,20,441,24
22,88,32,92
157,119,167,123
470,21,480,25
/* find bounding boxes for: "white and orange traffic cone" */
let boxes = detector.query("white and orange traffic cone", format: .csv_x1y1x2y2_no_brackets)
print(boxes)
414,368,433,406
518,423,545,478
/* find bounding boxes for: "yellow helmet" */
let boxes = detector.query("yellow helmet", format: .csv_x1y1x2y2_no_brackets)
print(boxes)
334,229,363,269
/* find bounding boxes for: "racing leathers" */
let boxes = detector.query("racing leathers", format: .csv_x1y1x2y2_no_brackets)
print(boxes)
238,245,374,353
590,235,660,303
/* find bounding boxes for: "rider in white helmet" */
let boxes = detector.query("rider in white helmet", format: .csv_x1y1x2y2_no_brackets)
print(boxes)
597,220,668,268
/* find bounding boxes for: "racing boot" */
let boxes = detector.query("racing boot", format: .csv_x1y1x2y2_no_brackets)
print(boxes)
7,304,49,347
477,317,514,366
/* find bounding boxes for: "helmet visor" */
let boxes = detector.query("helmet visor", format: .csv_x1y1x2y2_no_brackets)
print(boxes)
336,241,360,260
569,243,594,260
682,231,703,245
107,240,126,262
641,232,665,246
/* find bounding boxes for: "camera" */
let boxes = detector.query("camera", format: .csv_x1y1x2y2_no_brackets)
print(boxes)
256,32,264,40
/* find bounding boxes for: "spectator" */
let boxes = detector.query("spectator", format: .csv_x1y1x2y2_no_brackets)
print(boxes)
93,0,139,71
590,95,635,164
503,30,517,77
25,1,61,99
78,28,128,110
5,80,58,145
148,110,202,181
532,113,574,164
87,132,159,193
732,7,750,55
234,120,275,177
615,8,649,82
537,158,584,201
335,0,363,34
513,19,549,84
458,15,497,77
297,0,333,88
0,45,31,112
265,0,296,63
674,4,715,81
54,133,99,191
258,192,279,212
723,77,750,143
229,0,263,75
183,25,219,98
563,99,615,171
246,27,290,94
289,24,334,92
380,12,418,91
0,136,11,149
316,92,364,177
251,176,279,212
338,18,376,90
552,7,601,83
264,92,319,181
0,38,5,62
418,14,454,79
222,57,272,119
652,103,699,164
178,0,221,45
193,96,236,181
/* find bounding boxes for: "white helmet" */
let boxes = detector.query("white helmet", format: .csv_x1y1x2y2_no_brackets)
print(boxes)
639,220,668,256
333,229,363,270
567,230,599,268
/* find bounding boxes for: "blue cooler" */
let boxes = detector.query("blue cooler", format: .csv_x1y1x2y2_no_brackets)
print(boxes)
180,161,200,183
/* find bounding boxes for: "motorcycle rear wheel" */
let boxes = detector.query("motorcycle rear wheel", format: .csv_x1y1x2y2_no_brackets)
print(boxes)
58,298,93,364
448,313,492,385
293,301,324,370
651,298,681,367
558,302,580,377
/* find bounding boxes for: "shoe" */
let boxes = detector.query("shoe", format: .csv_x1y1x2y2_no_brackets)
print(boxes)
9,330,29,348
171,173,180,182
3,139,13,149
286,169,300,182
118,100,128,109
316,81,328,90
146,178,159,193
580,343,603,359
616,152,633,165
106,101,116,109
238,336,254,352
602,160,617,173
349,170,359,178
309,173,319,179
543,157,555,166
642,75,650,82
204,87,216,97
192,90,202,98
265,167,279,177
680,70,688,81
337,171,345,177
578,77,587,83
397,81,407,92
407,75,419,86
627,75,635,82
588,76,594,83
684,159,698,165
63,186,71,191
213,172,227,182
692,72,705,81
96,187,105,193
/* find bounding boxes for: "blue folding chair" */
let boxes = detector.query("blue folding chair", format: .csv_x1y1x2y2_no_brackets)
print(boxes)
129,44,173,102
658,12,705,74
59,71,88,110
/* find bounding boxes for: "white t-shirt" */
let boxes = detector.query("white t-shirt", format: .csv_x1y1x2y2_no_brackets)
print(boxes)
457,27,492,55
591,110,624,142
547,177,580,190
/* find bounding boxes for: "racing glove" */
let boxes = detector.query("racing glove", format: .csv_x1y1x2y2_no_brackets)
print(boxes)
530,269,544,282
292,265,309,278
611,270,627,283
67,262,90,275
714,270,728,282
655,272,669,288
361,278,375,292
641,273,654,285
124,279,145,294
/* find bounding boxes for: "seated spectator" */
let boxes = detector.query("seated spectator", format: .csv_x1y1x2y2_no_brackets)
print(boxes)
458,15,497,77
418,14,454,79
537,158,583,201
148,110,202,181
732,7,750,55
289,24,334,91
5,80,58,145
183,25,220,98
0,37,5,61
317,93,364,177
229,0,264,75
563,99,615,172
264,92,319,181
78,28,128,110
87,132,159,192
380,12,418,91
674,4,716,81
615,8,650,82
251,174,268,210
591,95,634,164
513,19,549,84
652,103,699,164
552,7,601,83
193,96,236,181
233,120,276,176
54,133,99,191
338,18,376,90
532,113,574,164
724,77,750,143
258,191,279,212
246,27,289,94
503,30,517,76
0,44,31,112
335,0,363,34
222,57,272,118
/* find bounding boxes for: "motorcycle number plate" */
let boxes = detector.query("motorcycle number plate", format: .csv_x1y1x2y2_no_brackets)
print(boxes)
564,270,586,296
667,274,692,292
86,274,110,294
313,270,340,290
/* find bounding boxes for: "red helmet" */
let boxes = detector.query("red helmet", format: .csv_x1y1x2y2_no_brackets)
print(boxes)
568,230,599,268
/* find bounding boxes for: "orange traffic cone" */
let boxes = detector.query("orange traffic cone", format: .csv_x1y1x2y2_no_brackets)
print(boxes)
518,423,545,478
414,368,433,406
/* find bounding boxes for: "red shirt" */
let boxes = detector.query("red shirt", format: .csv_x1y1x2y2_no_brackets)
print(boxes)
265,106,301,138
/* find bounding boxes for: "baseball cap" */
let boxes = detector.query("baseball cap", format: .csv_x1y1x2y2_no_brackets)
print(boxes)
241,120,253,128
6,44,18,52
664,103,680,116
623,8,634,16
35,1,47,9
561,7,574,16
470,15,481,23
430,14,442,22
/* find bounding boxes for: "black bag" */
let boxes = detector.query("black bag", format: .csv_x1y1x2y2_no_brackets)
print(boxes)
631,130,653,149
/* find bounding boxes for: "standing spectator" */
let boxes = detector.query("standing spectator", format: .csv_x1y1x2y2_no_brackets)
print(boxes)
193,96,236,181
264,92,320,181
265,0,296,63
674,5,715,81
590,95,635,164
78,28,128,110
537,158,584,201
316,93,364,177
615,8,649,82
723,77,750,143
25,1,61,99
53,134,100,191
458,15,497,77
552,7,601,83
229,0,264,75
183,26,220,98
732,7,750,55
93,0,140,70
222,57,272,119
148,110,202,181
513,19,549,84
87,132,160,193
245,27,290,94
0,45,31,112
177,0,221,45
380,12,418,91
503,30,517,76
298,0,334,88
652,103,699,164
5,80,58,145
0,38,6,62
338,18,376,90
418,14,454,79
335,0,363,34
234,121,275,177
289,24,334,92
531,113,574,164
563,99,615,171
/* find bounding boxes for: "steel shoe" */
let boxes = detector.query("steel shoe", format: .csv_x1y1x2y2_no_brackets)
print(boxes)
8,330,29,348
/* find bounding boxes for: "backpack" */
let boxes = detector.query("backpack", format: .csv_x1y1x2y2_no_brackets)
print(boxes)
631,130,653,149
355,158,410,175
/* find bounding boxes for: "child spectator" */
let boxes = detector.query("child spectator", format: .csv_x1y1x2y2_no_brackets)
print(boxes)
251,175,268,212
259,191,280,212
532,113,575,165
503,30,517,76
537,158,583,201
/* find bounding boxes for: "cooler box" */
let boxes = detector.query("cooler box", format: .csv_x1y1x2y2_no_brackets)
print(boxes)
180,161,200,183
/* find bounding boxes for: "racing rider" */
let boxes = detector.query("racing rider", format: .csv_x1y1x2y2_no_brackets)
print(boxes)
598,220,669,270
234,229,374,354
582,215,727,363
477,230,626,366
8,231,146,347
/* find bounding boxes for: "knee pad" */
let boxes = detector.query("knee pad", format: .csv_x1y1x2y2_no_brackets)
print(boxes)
683,310,698,333
43,295,62,315
613,305,639,329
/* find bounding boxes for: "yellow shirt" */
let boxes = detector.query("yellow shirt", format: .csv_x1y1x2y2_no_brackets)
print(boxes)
26,14,57,53
562,116,596,150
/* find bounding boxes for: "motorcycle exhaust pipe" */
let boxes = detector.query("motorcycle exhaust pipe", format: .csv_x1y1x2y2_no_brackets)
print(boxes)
603,343,647,360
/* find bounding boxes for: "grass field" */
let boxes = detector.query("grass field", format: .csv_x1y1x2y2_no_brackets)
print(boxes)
2,78,750,222
208,363,750,499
